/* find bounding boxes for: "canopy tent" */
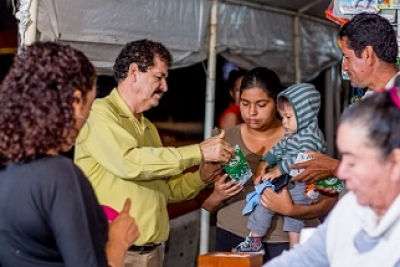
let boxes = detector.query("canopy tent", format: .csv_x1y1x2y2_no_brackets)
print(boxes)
18,0,341,84
16,0,343,254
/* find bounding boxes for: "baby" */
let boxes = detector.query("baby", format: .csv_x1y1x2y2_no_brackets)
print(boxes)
236,83,327,253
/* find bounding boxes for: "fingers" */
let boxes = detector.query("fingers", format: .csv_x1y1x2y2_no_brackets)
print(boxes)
120,198,132,214
291,170,314,183
199,138,233,163
261,174,273,181
213,176,242,200
306,151,320,158
215,174,229,186
291,161,310,170
218,129,225,139
314,185,338,196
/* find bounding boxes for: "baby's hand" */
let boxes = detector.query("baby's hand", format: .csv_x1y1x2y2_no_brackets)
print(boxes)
252,175,262,185
261,166,282,181
254,161,268,178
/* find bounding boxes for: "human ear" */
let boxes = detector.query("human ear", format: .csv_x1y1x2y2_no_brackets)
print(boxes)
72,90,83,117
129,63,139,82
363,45,375,65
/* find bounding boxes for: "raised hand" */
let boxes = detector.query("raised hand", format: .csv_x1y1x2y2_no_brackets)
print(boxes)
106,198,140,267
199,130,234,164
109,198,139,248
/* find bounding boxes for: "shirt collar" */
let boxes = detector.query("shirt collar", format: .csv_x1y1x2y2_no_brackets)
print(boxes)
357,194,400,237
384,71,400,89
108,88,144,122
364,72,400,97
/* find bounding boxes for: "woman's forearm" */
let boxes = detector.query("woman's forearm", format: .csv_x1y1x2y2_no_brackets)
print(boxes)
106,241,126,267
201,191,224,212
286,195,338,220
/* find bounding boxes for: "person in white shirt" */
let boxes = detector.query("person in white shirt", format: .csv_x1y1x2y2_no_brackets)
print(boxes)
264,80,400,267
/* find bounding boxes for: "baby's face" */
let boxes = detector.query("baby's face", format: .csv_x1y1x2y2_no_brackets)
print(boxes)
278,104,297,134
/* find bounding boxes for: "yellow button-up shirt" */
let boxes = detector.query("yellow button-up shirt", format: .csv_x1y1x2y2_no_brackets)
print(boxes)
74,88,205,245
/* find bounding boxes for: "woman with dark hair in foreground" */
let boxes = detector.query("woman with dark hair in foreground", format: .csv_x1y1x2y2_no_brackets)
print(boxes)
0,42,139,267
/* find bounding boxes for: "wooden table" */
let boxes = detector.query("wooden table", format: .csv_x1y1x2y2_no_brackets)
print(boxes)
198,252,263,267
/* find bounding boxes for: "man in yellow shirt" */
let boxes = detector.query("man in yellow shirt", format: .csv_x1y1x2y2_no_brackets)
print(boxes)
74,39,233,267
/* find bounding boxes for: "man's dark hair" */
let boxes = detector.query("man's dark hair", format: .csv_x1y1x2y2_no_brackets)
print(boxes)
339,13,398,63
113,39,173,83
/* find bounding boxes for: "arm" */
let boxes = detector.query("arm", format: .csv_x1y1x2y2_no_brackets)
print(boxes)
167,165,243,217
49,164,110,267
166,161,220,203
260,187,338,220
262,139,285,167
166,161,242,203
76,106,232,181
253,161,269,184
277,130,326,175
264,222,330,267
167,188,213,220
76,108,202,181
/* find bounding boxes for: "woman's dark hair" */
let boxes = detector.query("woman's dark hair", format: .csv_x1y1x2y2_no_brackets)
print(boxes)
339,13,397,63
227,69,247,91
340,92,400,158
0,41,96,166
113,39,173,83
240,67,285,101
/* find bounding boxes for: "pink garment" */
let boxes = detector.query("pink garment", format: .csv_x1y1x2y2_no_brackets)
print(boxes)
218,103,241,128
102,205,119,222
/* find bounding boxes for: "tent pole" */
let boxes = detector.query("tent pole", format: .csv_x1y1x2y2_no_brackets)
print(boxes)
25,0,38,45
15,0,38,47
293,15,301,83
200,0,218,254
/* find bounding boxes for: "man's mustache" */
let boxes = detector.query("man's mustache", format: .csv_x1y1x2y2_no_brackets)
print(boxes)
153,89,164,95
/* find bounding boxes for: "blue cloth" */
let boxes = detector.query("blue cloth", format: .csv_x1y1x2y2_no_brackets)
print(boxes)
242,181,275,215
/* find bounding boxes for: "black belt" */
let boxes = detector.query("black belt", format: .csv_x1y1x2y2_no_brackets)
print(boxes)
128,244,160,254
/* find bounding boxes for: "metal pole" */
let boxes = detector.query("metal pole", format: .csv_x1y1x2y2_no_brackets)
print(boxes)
324,67,335,157
200,0,218,254
25,0,38,45
293,16,301,83
293,0,323,83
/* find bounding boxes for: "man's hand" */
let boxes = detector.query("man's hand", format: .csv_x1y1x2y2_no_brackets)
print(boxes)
199,130,233,164
291,151,339,184
199,162,224,184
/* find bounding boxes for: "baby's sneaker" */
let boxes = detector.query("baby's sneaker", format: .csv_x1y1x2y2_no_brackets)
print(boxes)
235,236,265,254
